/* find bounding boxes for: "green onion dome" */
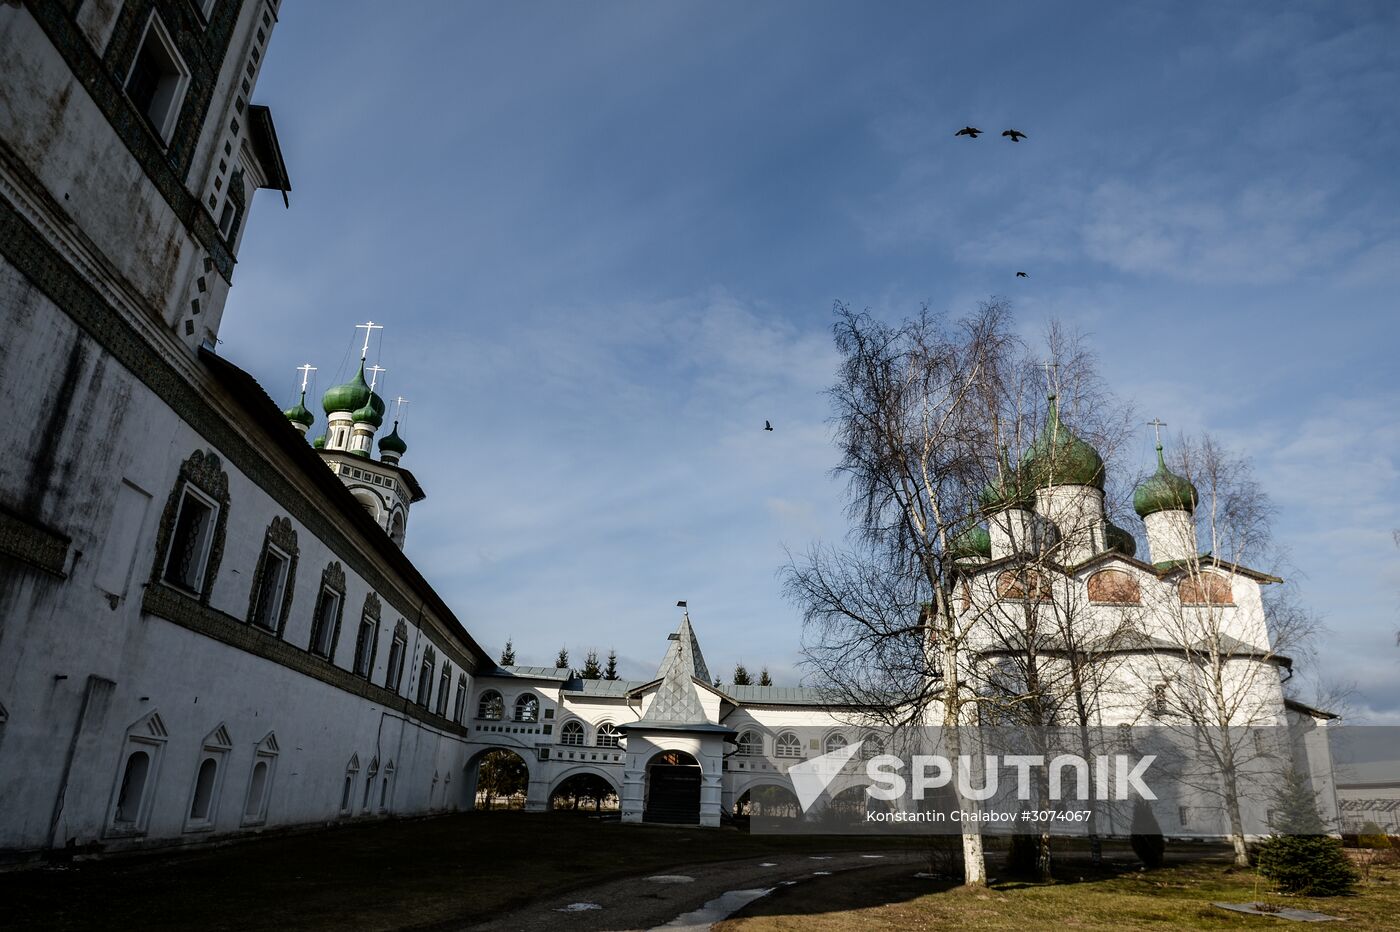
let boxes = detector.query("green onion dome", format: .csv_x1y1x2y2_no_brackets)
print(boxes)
352,390,385,428
948,524,992,561
322,363,372,415
1105,520,1137,558
979,448,1036,513
1022,394,1105,490
1133,445,1198,518
311,434,326,449
378,420,407,456
283,392,314,429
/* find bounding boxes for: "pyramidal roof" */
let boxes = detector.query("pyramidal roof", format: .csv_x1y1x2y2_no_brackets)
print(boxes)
636,613,712,725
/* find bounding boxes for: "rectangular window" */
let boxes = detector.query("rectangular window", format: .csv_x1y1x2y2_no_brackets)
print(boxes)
311,588,341,658
250,546,289,630
385,636,406,691
452,675,467,724
162,486,217,594
415,658,432,707
1153,684,1168,715
218,200,236,237
353,616,377,677
435,663,451,717
124,15,189,143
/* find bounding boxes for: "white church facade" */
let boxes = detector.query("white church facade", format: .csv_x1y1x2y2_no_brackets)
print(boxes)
0,0,1336,862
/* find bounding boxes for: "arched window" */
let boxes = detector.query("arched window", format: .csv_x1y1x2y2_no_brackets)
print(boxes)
378,760,396,813
340,754,360,816
775,732,803,759
114,751,152,826
824,733,849,755
1179,572,1233,605
362,757,379,813
596,722,621,748
514,694,539,723
996,568,1053,601
478,690,503,720
389,510,406,548
1087,568,1141,604
189,758,218,822
241,732,278,827
736,730,760,757
860,734,885,760
560,721,585,746
184,723,231,832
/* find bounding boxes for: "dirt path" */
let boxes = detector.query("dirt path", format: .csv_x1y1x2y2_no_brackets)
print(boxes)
464,850,923,932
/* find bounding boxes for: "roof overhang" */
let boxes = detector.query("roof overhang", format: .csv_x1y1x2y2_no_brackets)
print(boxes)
247,105,291,207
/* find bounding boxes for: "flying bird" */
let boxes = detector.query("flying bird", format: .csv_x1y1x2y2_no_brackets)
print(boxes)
764,420,774,431
954,126,982,138
1016,271,1028,278
1002,129,1027,142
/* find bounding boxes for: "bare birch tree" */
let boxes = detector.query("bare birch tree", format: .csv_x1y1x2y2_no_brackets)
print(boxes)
786,300,1024,885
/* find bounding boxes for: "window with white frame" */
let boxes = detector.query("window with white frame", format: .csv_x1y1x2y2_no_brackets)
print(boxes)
109,711,168,836
514,694,539,723
385,622,407,691
452,674,467,724
736,730,760,757
362,758,379,813
560,721,585,746
478,690,503,720
860,734,885,760
416,648,436,707
184,723,231,832
352,612,378,678
434,661,451,717
162,485,218,594
309,579,343,660
249,543,290,630
824,733,849,755
242,732,278,826
596,722,621,748
775,732,802,759
378,760,395,813
340,754,359,816
124,14,190,144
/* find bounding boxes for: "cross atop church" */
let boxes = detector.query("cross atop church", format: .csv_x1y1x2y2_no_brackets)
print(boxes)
1043,360,1060,396
296,363,316,394
366,364,386,392
354,320,382,360
393,396,409,420
1147,418,1168,446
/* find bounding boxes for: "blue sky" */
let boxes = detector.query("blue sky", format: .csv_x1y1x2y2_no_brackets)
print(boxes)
221,1,1400,718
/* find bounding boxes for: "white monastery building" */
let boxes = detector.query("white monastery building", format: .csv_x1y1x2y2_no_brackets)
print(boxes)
0,0,1339,861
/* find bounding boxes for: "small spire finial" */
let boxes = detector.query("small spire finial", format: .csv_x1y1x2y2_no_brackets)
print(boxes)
1043,360,1060,400
393,396,409,421
296,363,316,395
366,364,386,392
354,320,383,361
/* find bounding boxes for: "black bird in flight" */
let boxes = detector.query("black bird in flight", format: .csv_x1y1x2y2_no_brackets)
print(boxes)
764,420,774,431
1002,129,1027,142
1016,271,1028,278
954,126,982,138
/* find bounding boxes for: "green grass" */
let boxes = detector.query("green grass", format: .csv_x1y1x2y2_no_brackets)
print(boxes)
717,851,1400,931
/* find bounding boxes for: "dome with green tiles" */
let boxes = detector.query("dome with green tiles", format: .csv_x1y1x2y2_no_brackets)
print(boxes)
1133,445,1198,518
1022,395,1105,490
378,420,407,457
321,363,372,415
352,390,385,428
282,392,314,429
1105,520,1137,558
948,524,992,561
979,448,1036,513
311,434,326,449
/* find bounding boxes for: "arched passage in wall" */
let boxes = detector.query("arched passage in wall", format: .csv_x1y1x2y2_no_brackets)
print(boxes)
644,749,701,825
549,766,620,813
733,782,800,821
463,747,532,811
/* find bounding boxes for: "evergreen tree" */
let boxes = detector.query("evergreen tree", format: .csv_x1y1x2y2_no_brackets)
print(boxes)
758,668,773,686
555,646,570,670
603,649,620,681
1130,798,1166,869
732,663,753,686
1255,768,1358,896
581,649,602,679
713,677,723,688
499,638,516,667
